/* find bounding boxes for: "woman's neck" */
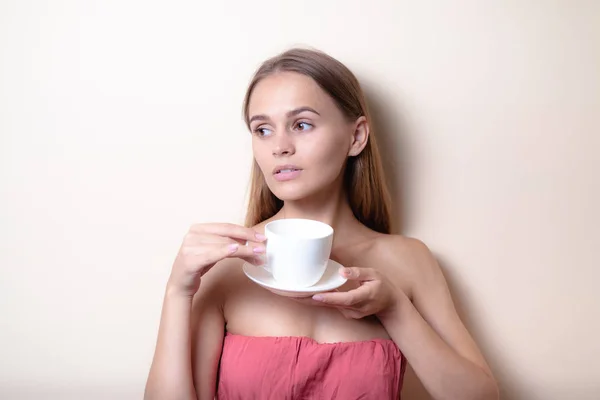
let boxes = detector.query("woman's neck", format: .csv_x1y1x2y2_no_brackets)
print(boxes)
274,185,359,238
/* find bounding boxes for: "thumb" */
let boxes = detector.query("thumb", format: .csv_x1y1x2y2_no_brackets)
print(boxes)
340,267,377,281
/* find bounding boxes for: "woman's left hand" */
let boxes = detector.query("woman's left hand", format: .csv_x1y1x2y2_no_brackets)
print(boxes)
310,267,400,320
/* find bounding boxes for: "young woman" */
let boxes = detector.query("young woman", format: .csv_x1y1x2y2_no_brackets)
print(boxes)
144,48,499,400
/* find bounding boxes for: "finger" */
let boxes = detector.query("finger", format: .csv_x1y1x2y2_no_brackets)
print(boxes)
339,267,378,282
186,233,231,244
183,242,240,269
190,223,266,242
290,296,331,307
241,254,266,266
243,239,265,248
193,234,264,248
188,242,262,267
338,279,360,292
226,242,265,260
312,284,371,307
184,233,266,254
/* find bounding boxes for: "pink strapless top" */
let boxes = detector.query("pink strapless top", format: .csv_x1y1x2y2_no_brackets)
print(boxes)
217,333,406,399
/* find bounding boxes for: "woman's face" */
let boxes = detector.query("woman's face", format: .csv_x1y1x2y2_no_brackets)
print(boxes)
248,72,365,201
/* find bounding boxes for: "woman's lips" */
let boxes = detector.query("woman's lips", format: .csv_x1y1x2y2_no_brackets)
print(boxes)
273,165,303,181
273,169,302,181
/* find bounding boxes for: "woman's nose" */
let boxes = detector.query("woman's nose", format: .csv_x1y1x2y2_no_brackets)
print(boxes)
272,132,295,157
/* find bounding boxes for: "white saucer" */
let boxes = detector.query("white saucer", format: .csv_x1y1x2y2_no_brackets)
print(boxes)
242,259,347,298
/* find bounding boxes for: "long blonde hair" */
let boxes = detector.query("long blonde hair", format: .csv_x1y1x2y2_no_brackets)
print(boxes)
242,48,392,234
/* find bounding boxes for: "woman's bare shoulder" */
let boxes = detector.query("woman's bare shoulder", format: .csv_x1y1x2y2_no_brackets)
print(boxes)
368,233,440,280
373,233,432,259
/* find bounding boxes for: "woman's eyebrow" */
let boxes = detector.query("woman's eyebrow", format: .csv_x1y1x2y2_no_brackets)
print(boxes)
249,107,320,124
249,114,269,124
286,107,320,118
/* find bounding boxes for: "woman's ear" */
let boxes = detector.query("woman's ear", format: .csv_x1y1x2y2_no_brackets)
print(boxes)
348,116,370,156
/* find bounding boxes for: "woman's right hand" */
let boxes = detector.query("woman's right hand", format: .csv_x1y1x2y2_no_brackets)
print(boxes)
167,223,267,297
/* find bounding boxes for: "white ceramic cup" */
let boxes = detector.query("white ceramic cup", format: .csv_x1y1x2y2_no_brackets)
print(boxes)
263,218,334,287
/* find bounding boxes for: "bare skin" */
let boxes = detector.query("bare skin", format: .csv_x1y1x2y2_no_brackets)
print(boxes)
144,72,499,400
220,216,393,343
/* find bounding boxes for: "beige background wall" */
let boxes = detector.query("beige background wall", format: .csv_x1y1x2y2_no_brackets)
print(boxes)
1,1,599,399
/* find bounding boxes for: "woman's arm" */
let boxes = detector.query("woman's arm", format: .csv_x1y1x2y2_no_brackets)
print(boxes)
144,223,264,400
190,264,229,400
144,264,228,400
380,239,499,400
306,236,498,399
144,287,198,400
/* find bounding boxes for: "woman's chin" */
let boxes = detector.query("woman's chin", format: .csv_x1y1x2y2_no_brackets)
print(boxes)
272,191,307,202
268,178,340,203
270,186,316,202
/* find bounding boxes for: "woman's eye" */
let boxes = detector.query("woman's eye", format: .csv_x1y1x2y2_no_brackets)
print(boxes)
294,121,313,131
254,127,273,137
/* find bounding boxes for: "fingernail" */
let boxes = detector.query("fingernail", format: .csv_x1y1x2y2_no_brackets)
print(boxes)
253,246,265,254
229,243,239,253
312,295,324,301
255,233,267,241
